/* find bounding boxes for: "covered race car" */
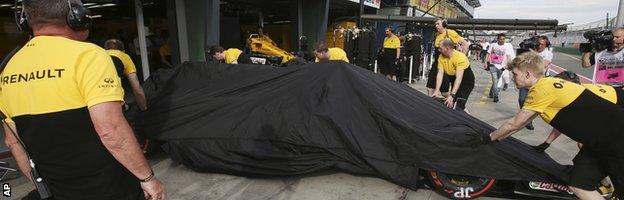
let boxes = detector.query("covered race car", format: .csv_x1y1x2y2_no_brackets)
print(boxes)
138,61,577,199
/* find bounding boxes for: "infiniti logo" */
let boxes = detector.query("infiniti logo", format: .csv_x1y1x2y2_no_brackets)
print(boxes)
104,78,114,84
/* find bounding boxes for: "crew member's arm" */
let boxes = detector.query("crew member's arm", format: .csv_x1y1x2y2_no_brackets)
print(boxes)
396,46,401,62
445,68,465,107
533,128,561,152
126,73,147,111
431,60,445,97
3,122,32,181
544,129,561,144
490,109,539,140
89,103,164,199
79,50,164,200
581,52,593,68
89,103,151,179
160,54,173,68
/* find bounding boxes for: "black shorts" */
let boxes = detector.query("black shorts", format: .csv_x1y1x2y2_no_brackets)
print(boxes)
381,48,398,75
447,68,475,110
426,50,450,92
447,68,475,99
569,148,624,199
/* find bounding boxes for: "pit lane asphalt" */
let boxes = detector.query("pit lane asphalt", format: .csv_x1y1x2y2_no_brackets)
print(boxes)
3,52,583,199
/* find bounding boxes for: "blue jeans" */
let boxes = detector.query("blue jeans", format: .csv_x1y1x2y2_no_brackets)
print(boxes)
518,88,529,108
489,66,503,98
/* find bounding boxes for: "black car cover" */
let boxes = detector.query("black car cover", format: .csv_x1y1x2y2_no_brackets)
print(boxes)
138,61,570,190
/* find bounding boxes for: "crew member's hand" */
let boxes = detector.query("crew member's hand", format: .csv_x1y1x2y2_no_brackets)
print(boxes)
444,96,454,108
430,90,441,98
466,132,492,148
141,178,165,200
532,142,550,152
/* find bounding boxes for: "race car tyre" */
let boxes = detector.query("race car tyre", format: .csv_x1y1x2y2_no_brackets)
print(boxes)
427,170,496,199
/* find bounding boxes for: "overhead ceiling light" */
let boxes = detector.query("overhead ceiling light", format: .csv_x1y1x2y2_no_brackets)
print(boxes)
83,3,96,6
88,4,102,9
100,3,116,7
90,15,103,18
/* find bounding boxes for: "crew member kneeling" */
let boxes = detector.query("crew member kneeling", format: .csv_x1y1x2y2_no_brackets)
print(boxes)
431,39,475,110
209,45,252,64
314,42,349,63
468,52,624,200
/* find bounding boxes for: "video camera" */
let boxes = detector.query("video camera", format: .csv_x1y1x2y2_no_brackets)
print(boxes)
579,30,614,53
517,36,540,55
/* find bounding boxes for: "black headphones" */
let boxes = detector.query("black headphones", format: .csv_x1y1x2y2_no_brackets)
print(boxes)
15,0,30,32
66,0,92,31
438,18,448,28
15,0,92,33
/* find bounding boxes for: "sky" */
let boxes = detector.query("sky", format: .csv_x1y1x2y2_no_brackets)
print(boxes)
474,0,620,26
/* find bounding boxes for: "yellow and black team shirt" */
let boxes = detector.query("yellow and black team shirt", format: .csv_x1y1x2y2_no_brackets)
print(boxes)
106,49,137,75
523,77,624,150
0,36,141,199
315,48,350,63
383,35,401,49
434,29,463,48
583,84,624,107
224,48,243,64
437,50,470,76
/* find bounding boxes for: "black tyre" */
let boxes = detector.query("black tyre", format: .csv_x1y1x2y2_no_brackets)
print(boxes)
427,170,496,199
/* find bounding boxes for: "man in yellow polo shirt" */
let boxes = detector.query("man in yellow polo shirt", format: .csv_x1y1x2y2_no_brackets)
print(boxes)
314,42,349,63
381,27,401,81
427,18,469,97
0,0,163,199
431,39,475,110
468,52,624,200
209,45,252,64
104,39,147,111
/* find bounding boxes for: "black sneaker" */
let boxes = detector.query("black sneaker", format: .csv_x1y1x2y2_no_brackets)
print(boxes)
503,84,508,91
493,97,499,102
525,123,534,130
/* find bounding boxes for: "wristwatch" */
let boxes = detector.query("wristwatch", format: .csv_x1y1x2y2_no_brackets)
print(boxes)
139,170,155,183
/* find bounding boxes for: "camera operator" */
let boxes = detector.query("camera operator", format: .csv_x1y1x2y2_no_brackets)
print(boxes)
582,27,624,89
468,52,624,200
1,0,164,199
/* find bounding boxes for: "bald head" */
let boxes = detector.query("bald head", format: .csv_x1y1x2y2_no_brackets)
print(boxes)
104,39,124,51
440,38,456,48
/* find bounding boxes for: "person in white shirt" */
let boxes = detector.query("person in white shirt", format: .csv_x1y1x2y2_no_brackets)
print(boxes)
484,33,515,103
